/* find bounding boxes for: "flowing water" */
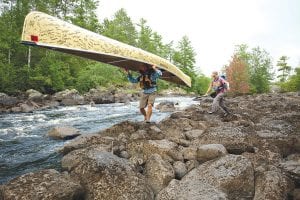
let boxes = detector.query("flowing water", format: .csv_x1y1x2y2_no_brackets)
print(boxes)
0,96,197,184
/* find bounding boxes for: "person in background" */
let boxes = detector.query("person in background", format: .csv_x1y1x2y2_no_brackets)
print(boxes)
204,71,230,116
125,64,162,123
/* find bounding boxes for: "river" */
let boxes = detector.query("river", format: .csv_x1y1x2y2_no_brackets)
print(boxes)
0,96,197,184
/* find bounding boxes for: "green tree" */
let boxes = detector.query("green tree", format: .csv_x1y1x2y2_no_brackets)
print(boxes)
277,56,291,82
234,44,273,93
101,8,137,46
173,36,196,75
69,0,100,32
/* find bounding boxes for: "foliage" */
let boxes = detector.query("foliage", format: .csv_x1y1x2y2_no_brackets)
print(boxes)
234,44,274,93
279,67,300,92
226,55,250,95
76,63,128,93
276,56,291,82
0,1,207,95
101,8,137,45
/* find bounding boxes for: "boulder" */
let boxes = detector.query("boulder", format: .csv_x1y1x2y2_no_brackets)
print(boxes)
173,161,188,180
197,144,227,163
47,126,81,140
2,169,84,200
63,149,154,200
279,153,300,183
157,179,228,200
0,93,19,107
155,101,176,112
26,89,43,102
128,139,183,163
182,146,198,160
53,89,85,105
184,129,205,140
254,170,293,200
144,154,175,195
157,154,254,199
19,100,39,112
61,133,115,154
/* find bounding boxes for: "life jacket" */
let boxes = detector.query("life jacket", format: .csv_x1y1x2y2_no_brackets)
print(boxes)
139,72,157,89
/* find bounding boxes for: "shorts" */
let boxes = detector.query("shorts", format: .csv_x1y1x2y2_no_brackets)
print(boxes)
139,92,156,108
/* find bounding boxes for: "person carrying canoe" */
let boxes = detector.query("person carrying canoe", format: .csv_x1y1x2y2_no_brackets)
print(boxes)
125,64,162,123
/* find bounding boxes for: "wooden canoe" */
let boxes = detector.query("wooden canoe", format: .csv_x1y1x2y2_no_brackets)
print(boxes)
21,11,191,87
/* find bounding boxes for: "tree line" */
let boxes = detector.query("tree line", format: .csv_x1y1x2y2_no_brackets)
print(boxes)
225,44,300,95
0,0,209,95
0,0,299,96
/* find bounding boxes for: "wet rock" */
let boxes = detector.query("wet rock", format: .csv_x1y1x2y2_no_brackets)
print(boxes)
144,154,174,195
26,89,43,102
158,154,254,199
197,144,228,163
54,89,85,105
64,150,154,200
19,100,39,112
47,126,81,140
2,169,84,200
155,101,176,112
173,161,188,180
254,170,293,200
0,93,19,107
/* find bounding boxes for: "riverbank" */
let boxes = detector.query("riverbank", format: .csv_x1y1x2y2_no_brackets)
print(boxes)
0,87,190,113
1,92,300,199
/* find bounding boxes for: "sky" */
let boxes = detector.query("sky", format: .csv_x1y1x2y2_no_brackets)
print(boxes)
96,0,300,76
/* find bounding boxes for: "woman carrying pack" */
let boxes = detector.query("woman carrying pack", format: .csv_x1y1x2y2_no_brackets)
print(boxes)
204,71,230,117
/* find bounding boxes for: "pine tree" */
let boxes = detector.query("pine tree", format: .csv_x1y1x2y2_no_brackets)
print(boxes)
277,56,291,82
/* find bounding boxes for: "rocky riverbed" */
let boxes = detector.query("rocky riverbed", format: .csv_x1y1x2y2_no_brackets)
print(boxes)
1,92,300,200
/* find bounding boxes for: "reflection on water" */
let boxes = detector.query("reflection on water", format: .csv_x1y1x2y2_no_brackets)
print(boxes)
0,96,196,184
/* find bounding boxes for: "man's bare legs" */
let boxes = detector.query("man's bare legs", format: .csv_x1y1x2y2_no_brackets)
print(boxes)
146,103,153,122
140,108,147,121
140,103,153,122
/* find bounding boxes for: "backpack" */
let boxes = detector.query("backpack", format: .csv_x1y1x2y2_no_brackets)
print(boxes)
219,75,229,90
139,72,156,89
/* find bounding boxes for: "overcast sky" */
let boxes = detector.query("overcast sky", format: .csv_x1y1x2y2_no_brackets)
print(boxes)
97,0,300,76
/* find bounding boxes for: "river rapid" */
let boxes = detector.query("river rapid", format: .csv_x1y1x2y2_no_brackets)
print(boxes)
0,96,197,184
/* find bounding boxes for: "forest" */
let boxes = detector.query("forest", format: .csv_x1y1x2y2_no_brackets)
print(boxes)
0,0,299,95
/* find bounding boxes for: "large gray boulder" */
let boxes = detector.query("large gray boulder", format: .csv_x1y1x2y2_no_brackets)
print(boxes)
254,170,293,200
47,126,81,140
53,89,85,105
155,101,176,112
157,154,255,200
26,89,44,102
1,169,84,200
63,149,154,200
0,93,18,107
144,154,175,195
128,139,183,163
197,144,228,163
279,153,300,183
